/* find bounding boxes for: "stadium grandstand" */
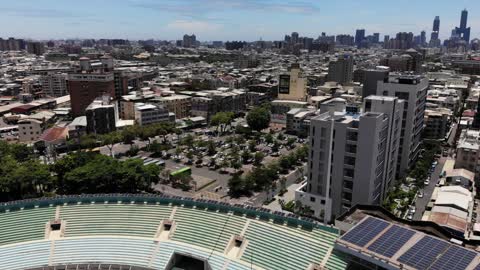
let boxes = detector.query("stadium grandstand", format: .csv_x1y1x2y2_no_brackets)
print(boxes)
0,194,346,270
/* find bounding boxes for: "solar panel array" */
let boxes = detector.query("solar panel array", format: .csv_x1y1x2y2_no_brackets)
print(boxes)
367,225,415,257
429,245,477,270
397,236,449,269
341,217,389,247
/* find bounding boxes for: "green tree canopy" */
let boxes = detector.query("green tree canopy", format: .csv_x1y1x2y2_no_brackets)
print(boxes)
246,106,271,132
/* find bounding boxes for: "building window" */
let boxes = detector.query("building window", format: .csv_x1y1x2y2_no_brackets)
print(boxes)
310,197,316,202
343,192,352,201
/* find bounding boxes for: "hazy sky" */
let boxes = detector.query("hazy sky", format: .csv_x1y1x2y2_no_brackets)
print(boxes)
1,0,479,41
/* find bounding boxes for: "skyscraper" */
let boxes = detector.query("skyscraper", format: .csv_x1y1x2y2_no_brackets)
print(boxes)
420,31,426,46
430,16,441,47
454,9,471,43
460,9,468,29
355,29,365,46
291,32,299,44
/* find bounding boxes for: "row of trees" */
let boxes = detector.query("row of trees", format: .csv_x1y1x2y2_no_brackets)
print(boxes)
228,145,308,198
0,141,161,202
70,122,180,155
382,141,441,213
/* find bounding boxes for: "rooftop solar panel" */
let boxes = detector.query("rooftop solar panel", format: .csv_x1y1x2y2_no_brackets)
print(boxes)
398,236,449,269
429,245,477,270
367,225,415,257
341,217,389,247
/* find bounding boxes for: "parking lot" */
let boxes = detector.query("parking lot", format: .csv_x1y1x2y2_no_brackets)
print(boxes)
104,122,306,204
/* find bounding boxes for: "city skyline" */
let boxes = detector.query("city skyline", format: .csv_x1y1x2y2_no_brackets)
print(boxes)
0,0,479,41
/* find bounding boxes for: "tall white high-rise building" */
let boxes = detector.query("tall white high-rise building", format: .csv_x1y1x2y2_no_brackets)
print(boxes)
295,97,404,222
376,75,427,177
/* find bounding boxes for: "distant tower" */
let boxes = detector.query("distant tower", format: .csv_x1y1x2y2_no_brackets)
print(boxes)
430,16,441,47
291,32,299,44
355,29,366,46
420,31,426,46
460,9,468,29
454,9,471,43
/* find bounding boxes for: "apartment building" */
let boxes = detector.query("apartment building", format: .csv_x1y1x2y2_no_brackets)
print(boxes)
376,75,428,177
153,94,192,119
134,103,174,126
455,129,480,178
296,100,402,222
41,73,68,97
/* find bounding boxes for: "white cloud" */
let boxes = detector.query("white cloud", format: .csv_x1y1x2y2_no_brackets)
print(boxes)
165,20,222,34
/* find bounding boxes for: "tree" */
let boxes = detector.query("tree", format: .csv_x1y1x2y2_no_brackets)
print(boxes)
279,177,287,194
181,134,195,148
79,134,98,150
286,137,296,147
186,150,194,160
230,156,242,172
241,150,252,163
207,140,216,156
62,154,159,194
100,131,122,157
228,174,245,198
265,133,273,144
248,140,257,152
121,125,138,146
253,152,265,167
246,106,271,132
211,112,234,134
271,140,280,153
139,125,156,146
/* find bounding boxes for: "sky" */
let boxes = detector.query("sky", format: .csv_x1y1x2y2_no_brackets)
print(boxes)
0,0,479,41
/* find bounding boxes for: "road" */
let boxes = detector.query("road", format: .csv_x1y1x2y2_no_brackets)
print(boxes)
413,156,446,220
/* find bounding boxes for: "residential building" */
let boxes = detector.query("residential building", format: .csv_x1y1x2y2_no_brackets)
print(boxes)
361,67,389,98
377,75,428,177
424,108,452,139
278,63,307,102
68,56,115,116
26,41,45,55
40,73,68,97
85,97,117,135
189,89,246,120
153,95,192,119
183,34,197,48
286,108,316,137
17,119,43,142
134,103,174,126
455,129,480,178
296,99,402,222
364,96,404,195
327,55,353,84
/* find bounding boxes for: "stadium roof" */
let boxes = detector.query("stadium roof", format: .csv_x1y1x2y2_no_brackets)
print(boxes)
0,194,344,270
